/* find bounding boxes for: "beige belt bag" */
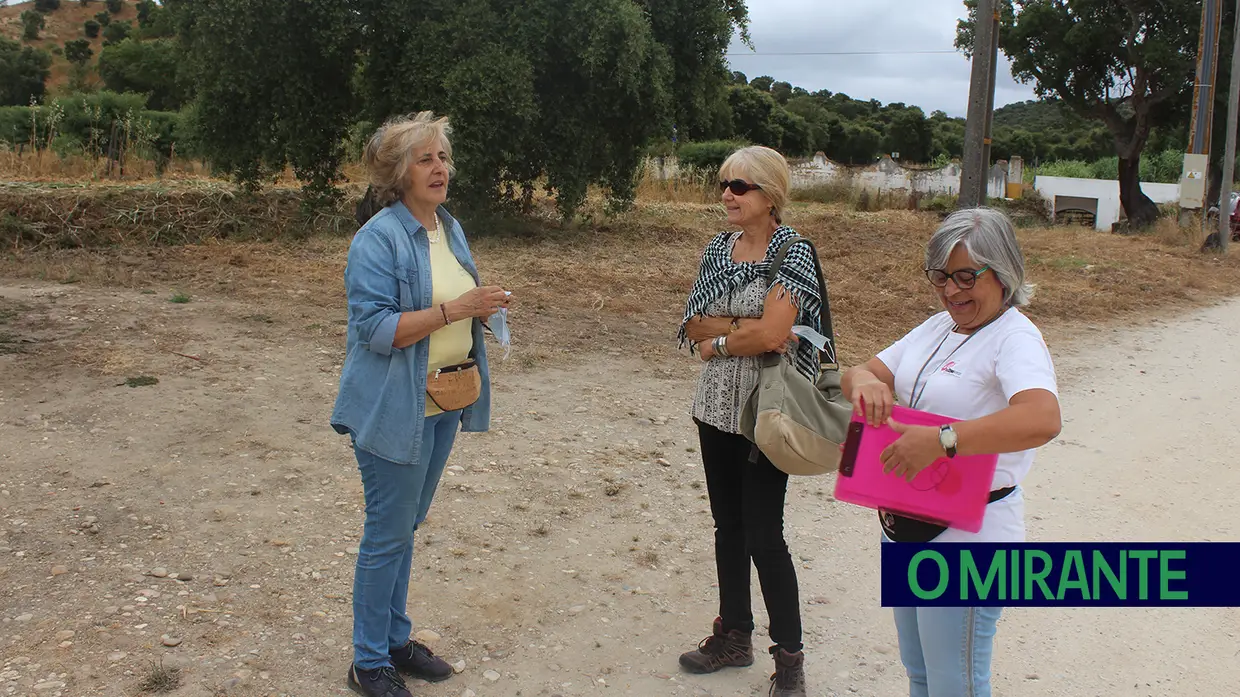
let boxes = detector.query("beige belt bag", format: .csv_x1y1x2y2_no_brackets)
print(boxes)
426,359,481,412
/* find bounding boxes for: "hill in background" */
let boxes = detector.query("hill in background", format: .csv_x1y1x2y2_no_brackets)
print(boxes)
2,0,143,93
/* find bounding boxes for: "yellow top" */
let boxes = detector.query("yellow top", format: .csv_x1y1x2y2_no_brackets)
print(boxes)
425,214,477,416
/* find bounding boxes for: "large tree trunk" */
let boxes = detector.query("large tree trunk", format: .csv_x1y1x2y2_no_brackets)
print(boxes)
1117,155,1159,231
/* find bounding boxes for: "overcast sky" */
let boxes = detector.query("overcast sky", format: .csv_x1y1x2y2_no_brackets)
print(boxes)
725,0,1038,118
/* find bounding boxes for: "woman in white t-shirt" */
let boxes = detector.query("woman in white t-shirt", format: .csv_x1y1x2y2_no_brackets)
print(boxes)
841,207,1061,697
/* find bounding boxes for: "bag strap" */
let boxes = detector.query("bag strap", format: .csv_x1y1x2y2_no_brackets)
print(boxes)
765,235,837,367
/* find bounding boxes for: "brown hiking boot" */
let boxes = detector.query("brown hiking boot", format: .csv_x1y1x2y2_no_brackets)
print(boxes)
678,617,754,674
768,647,807,697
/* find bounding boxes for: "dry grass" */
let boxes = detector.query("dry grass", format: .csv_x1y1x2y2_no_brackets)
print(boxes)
0,181,358,249
137,659,181,694
634,166,717,204
0,149,215,183
2,182,1239,372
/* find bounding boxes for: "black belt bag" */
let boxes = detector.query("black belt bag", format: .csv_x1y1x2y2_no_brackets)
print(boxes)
879,486,1016,542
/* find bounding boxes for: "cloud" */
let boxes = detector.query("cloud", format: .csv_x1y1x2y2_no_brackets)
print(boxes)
725,0,1038,117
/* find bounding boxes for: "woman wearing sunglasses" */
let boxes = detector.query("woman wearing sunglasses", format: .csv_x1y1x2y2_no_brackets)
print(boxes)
841,207,1061,697
676,145,825,697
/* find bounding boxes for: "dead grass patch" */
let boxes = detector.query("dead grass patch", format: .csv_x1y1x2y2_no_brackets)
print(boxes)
0,182,357,249
137,659,181,694
3,184,1240,371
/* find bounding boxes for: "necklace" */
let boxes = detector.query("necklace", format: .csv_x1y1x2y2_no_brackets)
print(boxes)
425,215,441,244
907,306,1009,410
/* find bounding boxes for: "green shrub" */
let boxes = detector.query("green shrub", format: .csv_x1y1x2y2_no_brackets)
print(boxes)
1089,156,1118,181
677,140,749,172
21,10,45,40
1036,159,1093,179
102,20,130,45
0,92,193,163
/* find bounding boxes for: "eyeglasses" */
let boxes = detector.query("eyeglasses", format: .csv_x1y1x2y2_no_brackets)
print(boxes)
720,179,762,196
925,265,991,289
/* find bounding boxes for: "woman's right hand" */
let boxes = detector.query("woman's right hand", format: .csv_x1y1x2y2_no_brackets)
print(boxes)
850,378,894,428
446,286,510,321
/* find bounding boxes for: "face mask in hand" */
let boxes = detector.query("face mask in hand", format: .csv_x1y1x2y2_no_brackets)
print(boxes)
487,307,512,360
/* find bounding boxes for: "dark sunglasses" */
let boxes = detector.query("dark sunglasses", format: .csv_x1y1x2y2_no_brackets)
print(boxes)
925,265,991,289
720,179,762,196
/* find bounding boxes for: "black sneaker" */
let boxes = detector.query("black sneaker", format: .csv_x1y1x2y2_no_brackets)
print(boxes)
347,664,412,697
390,639,453,682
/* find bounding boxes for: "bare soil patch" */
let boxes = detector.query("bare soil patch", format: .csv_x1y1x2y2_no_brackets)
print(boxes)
1,194,1238,696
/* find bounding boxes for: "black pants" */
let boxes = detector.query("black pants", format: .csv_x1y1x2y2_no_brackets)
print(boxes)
697,418,803,653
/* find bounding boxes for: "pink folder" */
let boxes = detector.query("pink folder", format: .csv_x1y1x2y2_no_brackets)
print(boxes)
833,405,999,533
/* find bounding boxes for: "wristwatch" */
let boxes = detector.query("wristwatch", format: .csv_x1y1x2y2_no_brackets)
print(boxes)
938,425,958,458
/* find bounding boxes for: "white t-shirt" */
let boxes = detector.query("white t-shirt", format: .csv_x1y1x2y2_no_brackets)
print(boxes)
875,306,1058,542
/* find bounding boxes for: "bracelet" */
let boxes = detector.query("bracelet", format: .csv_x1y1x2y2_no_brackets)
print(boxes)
713,335,730,358
440,303,451,325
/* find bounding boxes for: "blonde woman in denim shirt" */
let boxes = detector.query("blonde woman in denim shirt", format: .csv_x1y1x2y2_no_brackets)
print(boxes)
331,111,511,697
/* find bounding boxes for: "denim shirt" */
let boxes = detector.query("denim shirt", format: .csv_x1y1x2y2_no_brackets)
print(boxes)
330,201,492,465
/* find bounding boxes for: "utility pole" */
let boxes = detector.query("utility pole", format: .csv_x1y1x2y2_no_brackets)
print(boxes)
981,8,1000,187
1216,0,1240,252
959,0,999,209
1180,0,1223,226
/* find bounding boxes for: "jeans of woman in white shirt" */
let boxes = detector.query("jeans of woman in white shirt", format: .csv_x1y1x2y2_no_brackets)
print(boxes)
880,532,1004,697
891,601,1003,697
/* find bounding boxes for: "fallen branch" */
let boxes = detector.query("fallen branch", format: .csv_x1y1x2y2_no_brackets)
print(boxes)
170,351,201,361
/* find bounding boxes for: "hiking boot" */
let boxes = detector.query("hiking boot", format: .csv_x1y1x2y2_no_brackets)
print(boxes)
768,647,807,697
346,664,412,697
678,617,754,674
390,639,453,682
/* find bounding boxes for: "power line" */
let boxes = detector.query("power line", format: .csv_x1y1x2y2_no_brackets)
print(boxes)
725,50,960,56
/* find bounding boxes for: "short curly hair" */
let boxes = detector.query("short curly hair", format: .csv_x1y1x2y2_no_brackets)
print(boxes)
362,111,456,208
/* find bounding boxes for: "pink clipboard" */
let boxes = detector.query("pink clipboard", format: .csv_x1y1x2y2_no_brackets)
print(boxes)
833,404,998,533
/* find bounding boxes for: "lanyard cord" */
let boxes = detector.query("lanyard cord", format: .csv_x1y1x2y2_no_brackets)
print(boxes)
907,307,1009,410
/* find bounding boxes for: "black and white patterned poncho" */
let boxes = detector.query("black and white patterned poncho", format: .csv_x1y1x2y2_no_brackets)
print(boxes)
677,225,830,382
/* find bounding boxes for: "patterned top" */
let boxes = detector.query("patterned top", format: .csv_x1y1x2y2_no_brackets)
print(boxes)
679,226,833,434
684,229,825,434
678,226,829,383
691,270,769,433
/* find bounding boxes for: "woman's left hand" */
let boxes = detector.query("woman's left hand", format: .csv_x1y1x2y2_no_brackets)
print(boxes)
879,419,946,482
774,330,799,354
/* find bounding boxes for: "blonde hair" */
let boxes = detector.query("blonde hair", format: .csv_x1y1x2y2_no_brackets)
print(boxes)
719,145,791,223
362,111,456,208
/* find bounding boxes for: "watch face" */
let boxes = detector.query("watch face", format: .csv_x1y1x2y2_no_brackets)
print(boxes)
941,428,957,447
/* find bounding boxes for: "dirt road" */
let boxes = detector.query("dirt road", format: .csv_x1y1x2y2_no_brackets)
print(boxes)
0,280,1237,697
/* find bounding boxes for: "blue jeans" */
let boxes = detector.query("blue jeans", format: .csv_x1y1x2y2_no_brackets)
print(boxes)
892,603,1002,696
351,410,460,670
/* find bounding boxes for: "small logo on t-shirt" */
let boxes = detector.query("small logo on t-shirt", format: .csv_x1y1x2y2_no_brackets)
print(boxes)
940,361,964,377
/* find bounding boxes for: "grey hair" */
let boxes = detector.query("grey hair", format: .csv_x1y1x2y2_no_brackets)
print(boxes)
926,207,1034,307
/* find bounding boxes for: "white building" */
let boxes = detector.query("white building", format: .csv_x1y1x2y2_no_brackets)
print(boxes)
1032,175,1180,231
